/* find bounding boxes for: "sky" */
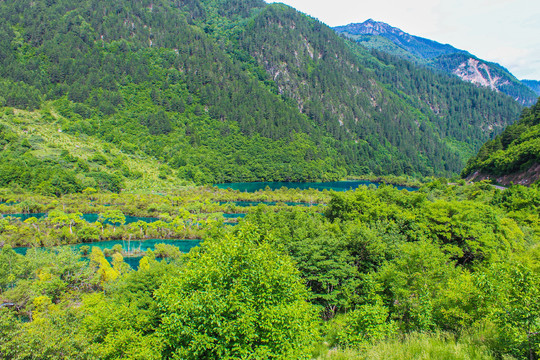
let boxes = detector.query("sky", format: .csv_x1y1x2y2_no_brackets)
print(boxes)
265,0,540,80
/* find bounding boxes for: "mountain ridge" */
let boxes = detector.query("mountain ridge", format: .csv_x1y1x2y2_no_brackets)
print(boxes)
334,19,538,106
334,19,468,59
0,0,527,192
523,80,540,96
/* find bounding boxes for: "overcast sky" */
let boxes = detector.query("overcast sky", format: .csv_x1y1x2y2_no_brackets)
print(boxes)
265,0,540,80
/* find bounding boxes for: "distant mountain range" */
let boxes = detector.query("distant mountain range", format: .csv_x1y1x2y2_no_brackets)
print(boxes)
523,80,540,96
334,19,539,106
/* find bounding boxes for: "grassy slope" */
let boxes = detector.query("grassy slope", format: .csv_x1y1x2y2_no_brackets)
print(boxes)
1,106,191,193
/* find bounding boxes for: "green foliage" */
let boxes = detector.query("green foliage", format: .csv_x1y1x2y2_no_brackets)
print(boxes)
463,98,540,181
236,207,406,317
0,245,23,292
325,185,525,264
473,260,540,358
337,303,396,346
80,261,174,359
376,240,458,332
0,303,94,360
0,182,540,359
0,80,41,110
0,247,96,309
156,229,320,359
99,209,126,231
153,243,182,259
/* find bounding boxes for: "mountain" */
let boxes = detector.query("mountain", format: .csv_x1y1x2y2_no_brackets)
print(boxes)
334,19,538,106
334,19,467,60
462,97,540,186
0,0,526,192
523,80,540,96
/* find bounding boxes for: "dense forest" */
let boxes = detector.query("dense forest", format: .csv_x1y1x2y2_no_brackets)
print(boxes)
462,97,540,185
1,181,540,359
0,0,526,189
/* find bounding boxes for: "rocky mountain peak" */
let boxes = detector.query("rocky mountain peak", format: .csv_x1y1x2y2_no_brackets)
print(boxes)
335,19,412,40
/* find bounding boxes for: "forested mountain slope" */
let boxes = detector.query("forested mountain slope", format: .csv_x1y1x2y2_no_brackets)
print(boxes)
240,5,523,174
335,20,538,106
0,0,347,191
463,97,540,185
523,80,540,96
0,0,525,191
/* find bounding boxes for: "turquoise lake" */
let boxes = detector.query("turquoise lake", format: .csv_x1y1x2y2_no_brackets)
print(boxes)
219,201,318,207
214,181,417,192
1,213,159,224
222,213,247,219
12,239,200,269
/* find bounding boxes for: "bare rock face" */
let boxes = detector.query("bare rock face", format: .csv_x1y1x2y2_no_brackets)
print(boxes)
453,58,509,91
334,20,538,105
467,163,540,186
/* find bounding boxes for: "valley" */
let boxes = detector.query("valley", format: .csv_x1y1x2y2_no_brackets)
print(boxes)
0,0,539,359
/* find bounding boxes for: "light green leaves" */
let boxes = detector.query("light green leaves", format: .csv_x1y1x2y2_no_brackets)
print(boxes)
156,230,319,359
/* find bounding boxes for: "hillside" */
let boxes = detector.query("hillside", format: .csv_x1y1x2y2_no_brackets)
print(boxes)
0,0,526,192
462,97,540,185
0,107,194,194
335,20,538,106
523,80,540,96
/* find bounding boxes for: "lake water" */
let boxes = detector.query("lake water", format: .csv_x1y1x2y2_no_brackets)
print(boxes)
79,214,159,224
214,181,417,192
222,213,247,219
1,213,159,224
69,239,200,253
1,213,48,221
218,201,318,207
12,239,200,269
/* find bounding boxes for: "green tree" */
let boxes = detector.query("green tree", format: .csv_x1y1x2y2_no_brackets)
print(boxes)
0,245,22,292
475,260,540,359
376,240,459,332
338,303,396,347
156,229,319,359
99,209,126,232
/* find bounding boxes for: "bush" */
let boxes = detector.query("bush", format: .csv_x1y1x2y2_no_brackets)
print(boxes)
337,304,396,347
156,229,320,359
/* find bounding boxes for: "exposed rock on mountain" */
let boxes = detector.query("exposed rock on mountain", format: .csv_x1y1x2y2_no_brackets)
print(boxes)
453,58,506,91
335,20,538,106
